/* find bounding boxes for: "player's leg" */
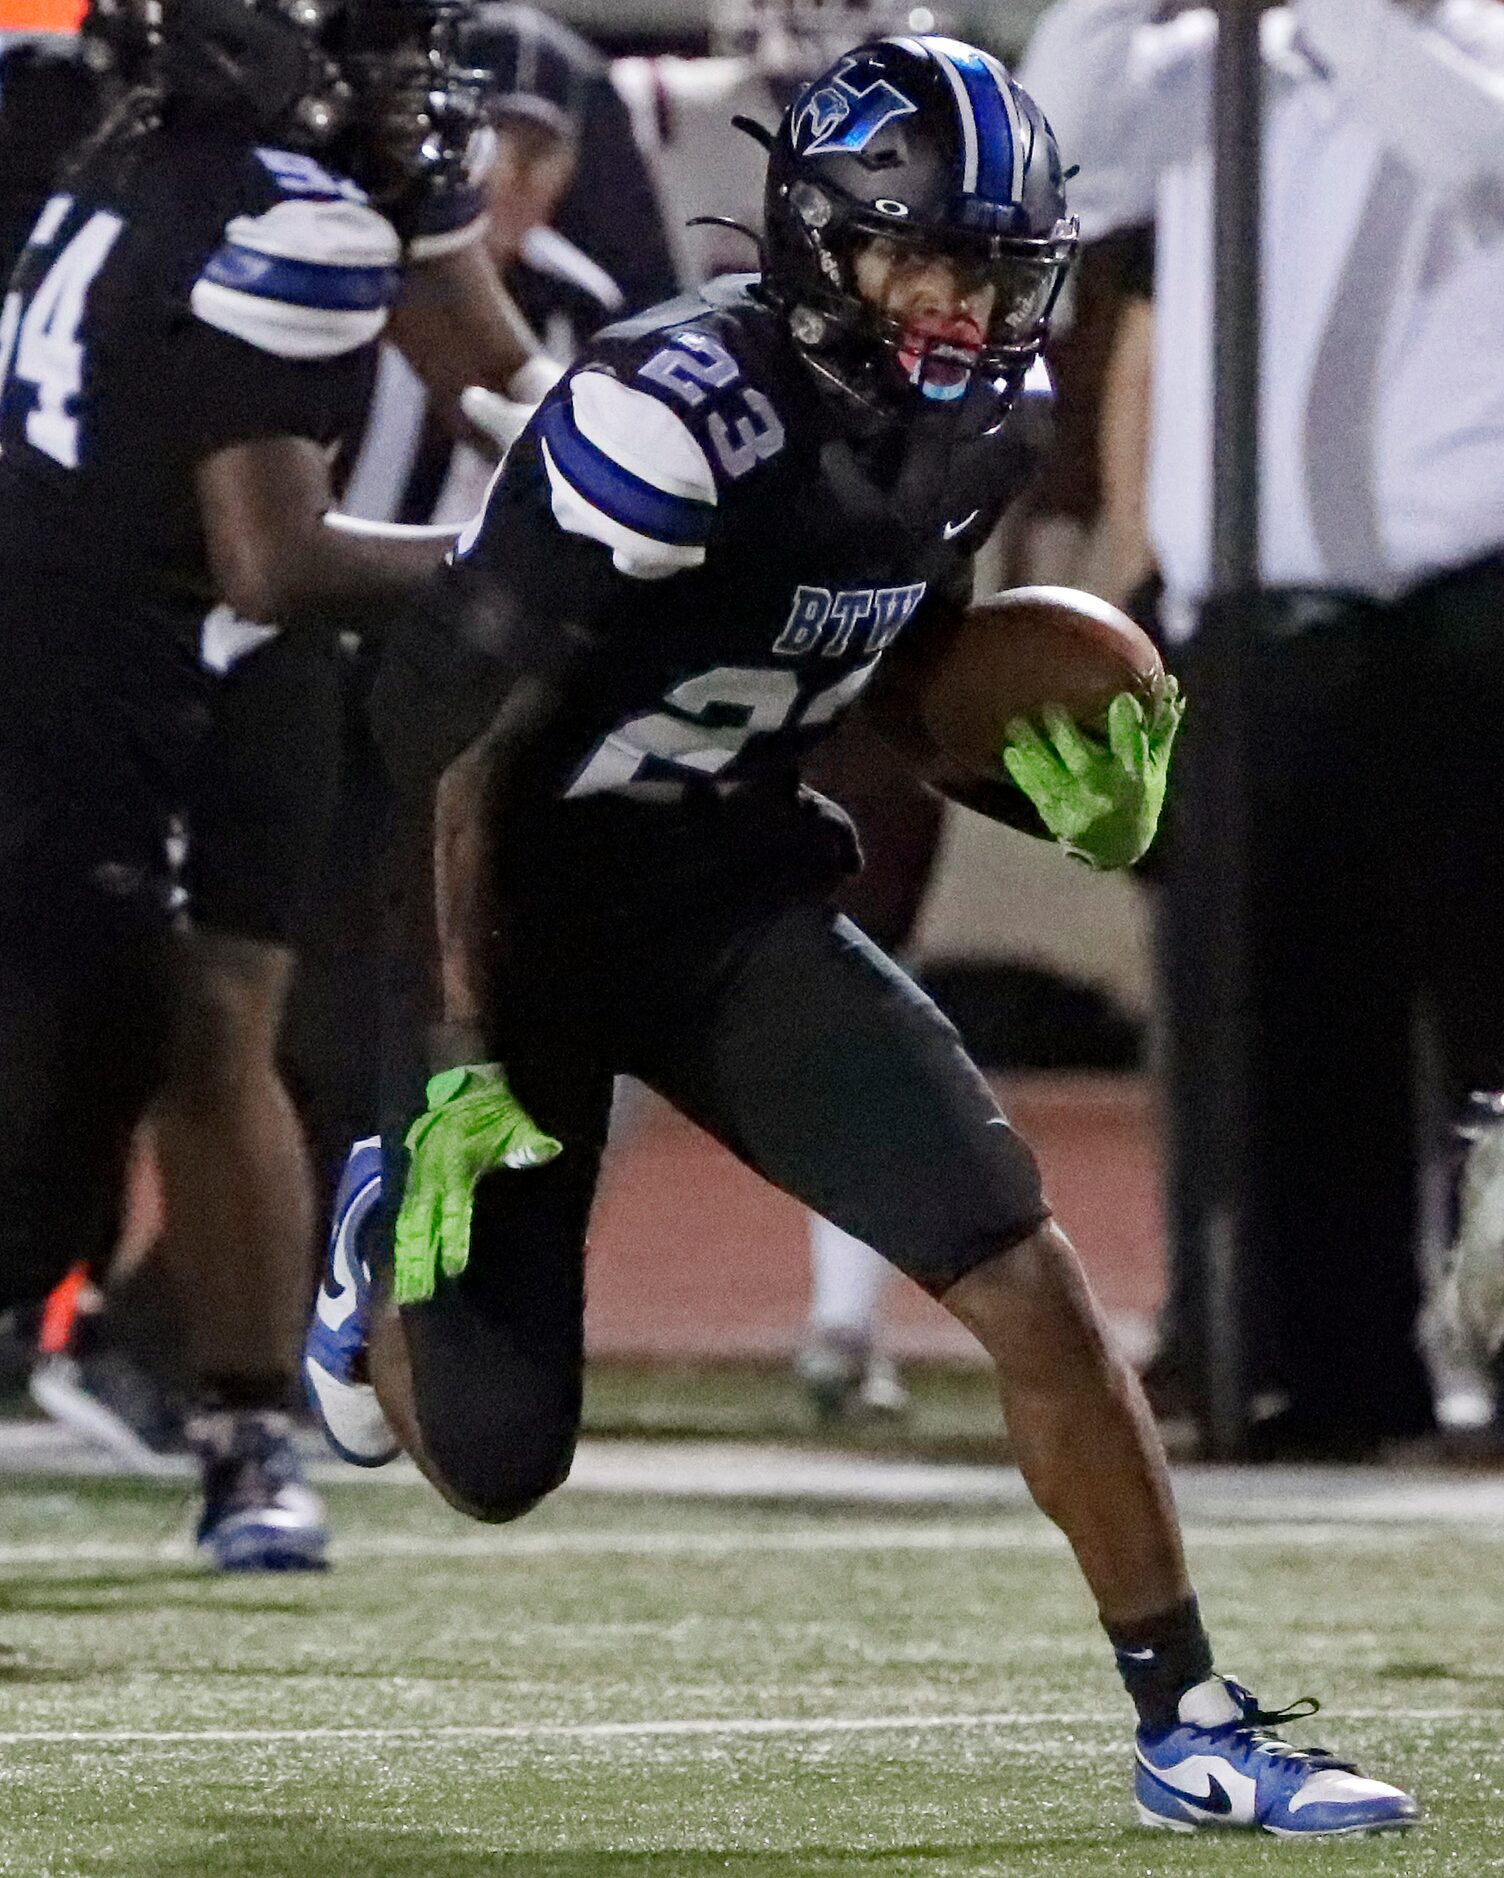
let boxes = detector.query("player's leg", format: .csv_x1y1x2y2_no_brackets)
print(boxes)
640,898,1416,1835
162,629,345,1568
153,935,311,1401
153,929,330,1568
643,903,1182,1611
799,1218,906,1417
364,1045,613,1523
0,683,186,1386
313,760,615,1523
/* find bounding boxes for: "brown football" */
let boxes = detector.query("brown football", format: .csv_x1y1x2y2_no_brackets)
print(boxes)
864,585,1165,826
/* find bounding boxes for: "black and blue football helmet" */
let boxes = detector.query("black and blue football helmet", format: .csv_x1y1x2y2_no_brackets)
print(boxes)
763,34,1077,423
145,0,486,201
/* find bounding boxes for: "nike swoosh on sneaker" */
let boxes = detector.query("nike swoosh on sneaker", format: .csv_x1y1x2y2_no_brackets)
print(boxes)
317,1174,380,1330
1138,1759,1234,1817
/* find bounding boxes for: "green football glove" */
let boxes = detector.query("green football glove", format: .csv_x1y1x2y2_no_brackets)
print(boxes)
393,1063,562,1306
1000,677,1185,870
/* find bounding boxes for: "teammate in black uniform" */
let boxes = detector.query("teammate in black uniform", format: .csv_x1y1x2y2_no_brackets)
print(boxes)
306,36,1415,1833
0,0,474,1565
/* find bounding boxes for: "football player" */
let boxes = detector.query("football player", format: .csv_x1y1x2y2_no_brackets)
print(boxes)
305,35,1414,1833
0,0,499,1564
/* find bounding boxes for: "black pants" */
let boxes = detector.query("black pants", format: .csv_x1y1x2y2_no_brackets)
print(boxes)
393,893,1049,1521
1161,552,1504,1446
0,875,180,1316
0,608,195,1316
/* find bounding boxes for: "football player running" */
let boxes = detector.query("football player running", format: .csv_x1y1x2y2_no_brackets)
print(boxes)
307,35,1416,1834
0,0,496,1563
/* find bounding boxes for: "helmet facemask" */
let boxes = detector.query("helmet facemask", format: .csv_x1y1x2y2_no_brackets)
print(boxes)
775,181,1074,425
335,0,490,203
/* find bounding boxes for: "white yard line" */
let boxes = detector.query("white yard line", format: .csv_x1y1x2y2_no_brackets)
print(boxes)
0,1708,1482,1750
0,1520,1474,1568
4,1423,1504,1523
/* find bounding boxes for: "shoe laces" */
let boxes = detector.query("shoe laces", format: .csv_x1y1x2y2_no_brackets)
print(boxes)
1220,1682,1355,1775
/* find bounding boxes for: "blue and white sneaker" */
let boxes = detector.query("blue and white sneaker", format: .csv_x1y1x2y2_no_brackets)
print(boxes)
189,1409,328,1572
1135,1677,1418,1836
303,1136,400,1467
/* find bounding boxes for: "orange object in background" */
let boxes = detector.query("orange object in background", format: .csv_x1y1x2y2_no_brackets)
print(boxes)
37,1263,90,1356
0,0,84,30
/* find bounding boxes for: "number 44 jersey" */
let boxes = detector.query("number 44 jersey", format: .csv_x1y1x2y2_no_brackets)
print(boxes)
0,118,399,662
455,274,1048,849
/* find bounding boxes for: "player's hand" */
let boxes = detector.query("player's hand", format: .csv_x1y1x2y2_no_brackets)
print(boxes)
1000,677,1184,869
393,1063,562,1305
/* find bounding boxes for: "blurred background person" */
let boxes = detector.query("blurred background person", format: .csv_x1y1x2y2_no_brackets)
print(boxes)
1023,0,1504,1455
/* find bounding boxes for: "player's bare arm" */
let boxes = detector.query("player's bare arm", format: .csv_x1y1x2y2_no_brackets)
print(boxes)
196,436,454,630
388,237,552,427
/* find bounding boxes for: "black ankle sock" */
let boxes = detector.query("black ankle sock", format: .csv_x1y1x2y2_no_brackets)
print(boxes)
1105,1594,1215,1734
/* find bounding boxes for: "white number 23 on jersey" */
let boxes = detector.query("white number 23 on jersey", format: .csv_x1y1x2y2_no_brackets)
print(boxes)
638,332,785,481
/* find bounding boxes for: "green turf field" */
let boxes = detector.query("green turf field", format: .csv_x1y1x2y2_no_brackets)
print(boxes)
0,1472,1500,1876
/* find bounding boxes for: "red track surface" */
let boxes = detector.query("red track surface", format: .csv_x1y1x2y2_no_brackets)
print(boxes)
585,1074,1165,1362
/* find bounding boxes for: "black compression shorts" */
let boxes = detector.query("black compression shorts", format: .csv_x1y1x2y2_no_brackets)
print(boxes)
386,891,1049,1517
390,883,1049,1300
184,631,345,949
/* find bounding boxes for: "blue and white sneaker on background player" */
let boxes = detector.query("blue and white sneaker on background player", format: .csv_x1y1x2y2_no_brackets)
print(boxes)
188,1409,329,1572
303,1136,400,1467
1135,1677,1418,1836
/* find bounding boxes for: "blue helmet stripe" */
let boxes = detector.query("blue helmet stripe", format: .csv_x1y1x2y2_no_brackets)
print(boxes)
947,46,1015,207
539,399,715,549
965,55,1015,205
202,243,400,312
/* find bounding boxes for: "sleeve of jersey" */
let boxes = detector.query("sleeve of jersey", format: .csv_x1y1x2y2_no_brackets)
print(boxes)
400,178,490,261
189,195,402,360
535,370,718,580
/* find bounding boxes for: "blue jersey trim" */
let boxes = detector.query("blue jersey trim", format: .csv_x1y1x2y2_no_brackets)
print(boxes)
950,47,1015,208
201,243,401,313
539,398,715,549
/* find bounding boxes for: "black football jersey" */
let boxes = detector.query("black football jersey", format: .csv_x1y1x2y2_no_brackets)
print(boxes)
0,115,401,657
457,276,1043,813
0,41,104,289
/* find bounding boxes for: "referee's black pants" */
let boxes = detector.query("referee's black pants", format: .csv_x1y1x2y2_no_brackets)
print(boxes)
1160,550,1504,1451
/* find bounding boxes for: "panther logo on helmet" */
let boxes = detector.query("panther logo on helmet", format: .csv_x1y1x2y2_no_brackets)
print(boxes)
792,55,917,157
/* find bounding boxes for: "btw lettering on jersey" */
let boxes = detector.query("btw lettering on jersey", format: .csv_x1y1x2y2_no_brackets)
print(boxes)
773,582,927,659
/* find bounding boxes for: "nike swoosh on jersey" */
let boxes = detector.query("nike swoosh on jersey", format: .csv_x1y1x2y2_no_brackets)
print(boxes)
1137,1759,1235,1817
942,509,980,539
